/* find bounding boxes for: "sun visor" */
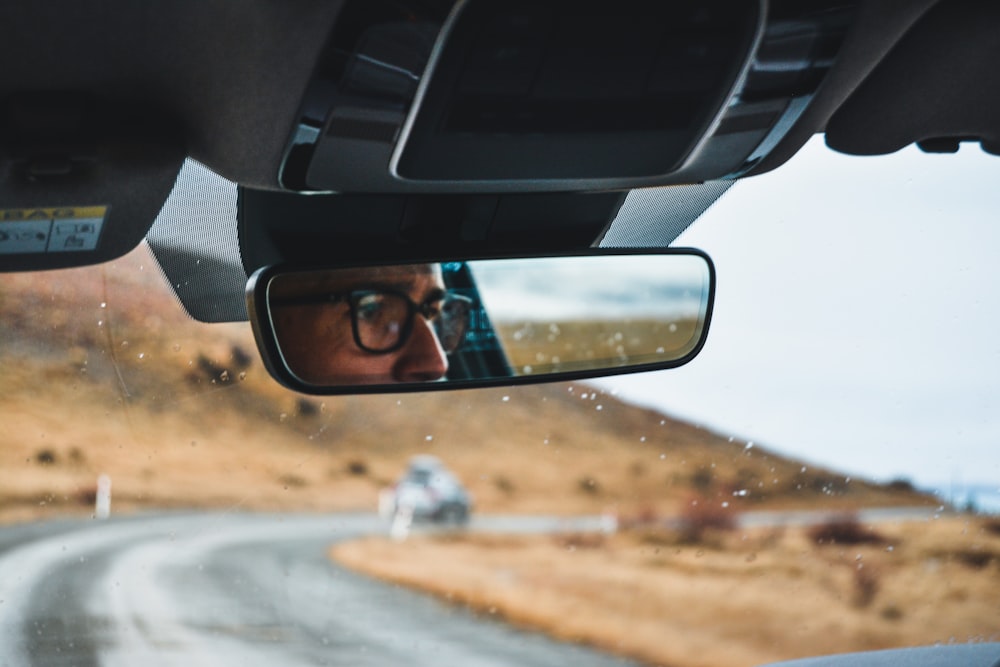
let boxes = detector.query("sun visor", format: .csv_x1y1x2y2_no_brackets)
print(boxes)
0,94,185,272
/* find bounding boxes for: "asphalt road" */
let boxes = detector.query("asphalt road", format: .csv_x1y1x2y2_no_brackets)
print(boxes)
0,506,943,667
0,513,637,667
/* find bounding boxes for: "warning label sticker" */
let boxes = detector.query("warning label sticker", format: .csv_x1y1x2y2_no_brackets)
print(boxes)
0,206,108,254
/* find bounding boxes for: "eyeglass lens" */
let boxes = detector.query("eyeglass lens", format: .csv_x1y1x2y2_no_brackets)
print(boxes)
352,292,470,353
433,296,471,352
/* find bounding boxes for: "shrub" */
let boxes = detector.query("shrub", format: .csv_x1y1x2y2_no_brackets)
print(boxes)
577,476,600,495
852,564,880,608
345,460,368,476
808,514,886,546
555,533,606,550
74,485,97,506
952,549,995,570
678,496,736,543
230,344,253,370
493,475,515,495
880,604,904,621
887,477,915,493
618,504,659,529
35,449,57,465
690,468,714,491
296,398,319,417
278,473,307,488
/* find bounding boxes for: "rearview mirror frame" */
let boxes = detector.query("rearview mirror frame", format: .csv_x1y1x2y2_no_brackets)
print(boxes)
246,248,714,395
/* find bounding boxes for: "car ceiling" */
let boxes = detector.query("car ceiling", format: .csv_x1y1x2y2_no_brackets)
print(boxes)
2,0,972,189
1,0,998,318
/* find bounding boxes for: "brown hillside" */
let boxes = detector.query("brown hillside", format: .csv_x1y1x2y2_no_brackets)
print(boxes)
0,245,934,522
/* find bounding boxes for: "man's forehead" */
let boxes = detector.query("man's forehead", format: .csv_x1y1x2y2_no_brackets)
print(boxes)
360,263,439,282
272,263,442,295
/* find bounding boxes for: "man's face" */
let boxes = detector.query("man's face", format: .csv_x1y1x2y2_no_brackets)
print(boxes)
271,264,450,385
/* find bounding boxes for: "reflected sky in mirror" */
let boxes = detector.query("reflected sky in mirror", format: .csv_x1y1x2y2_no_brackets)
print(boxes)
465,255,710,321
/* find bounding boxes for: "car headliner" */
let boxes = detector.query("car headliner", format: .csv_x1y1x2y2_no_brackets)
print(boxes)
1,1,994,190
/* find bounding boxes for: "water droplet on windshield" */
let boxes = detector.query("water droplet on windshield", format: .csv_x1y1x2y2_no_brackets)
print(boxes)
596,405,603,411
745,442,754,450
137,353,145,360
100,302,106,308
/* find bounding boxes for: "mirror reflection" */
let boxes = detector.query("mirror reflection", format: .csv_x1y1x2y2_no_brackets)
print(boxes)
258,252,713,390
268,263,462,384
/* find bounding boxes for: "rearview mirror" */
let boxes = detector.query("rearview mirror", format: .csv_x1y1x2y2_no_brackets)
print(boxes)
246,250,713,394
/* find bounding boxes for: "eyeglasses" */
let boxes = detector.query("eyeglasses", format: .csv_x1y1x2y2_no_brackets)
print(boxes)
277,288,473,354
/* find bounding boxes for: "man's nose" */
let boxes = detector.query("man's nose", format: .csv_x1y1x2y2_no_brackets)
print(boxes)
393,315,449,382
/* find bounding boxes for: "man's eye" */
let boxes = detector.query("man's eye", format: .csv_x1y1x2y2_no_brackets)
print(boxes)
355,296,387,322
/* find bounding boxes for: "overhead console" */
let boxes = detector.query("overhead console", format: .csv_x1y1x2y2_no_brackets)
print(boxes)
279,0,858,193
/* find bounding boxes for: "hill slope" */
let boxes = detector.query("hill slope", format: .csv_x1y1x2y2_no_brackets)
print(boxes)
0,245,934,522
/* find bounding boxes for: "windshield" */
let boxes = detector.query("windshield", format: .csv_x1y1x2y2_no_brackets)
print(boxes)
1,137,998,667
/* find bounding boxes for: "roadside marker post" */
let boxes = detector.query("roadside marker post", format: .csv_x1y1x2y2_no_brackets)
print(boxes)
95,474,111,519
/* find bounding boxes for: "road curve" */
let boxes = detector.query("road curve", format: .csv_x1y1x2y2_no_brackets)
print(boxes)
0,513,637,667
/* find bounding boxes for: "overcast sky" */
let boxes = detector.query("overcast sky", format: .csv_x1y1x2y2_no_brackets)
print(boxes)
593,136,1000,492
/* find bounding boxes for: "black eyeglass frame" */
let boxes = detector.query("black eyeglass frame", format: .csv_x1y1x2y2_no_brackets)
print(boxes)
268,287,473,355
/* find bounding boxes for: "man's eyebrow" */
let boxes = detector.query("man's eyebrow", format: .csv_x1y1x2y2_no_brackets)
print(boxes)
351,280,445,301
356,280,417,293
420,286,446,303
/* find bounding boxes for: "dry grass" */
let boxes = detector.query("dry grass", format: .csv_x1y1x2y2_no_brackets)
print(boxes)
332,517,1000,667
1,245,938,525
495,317,701,374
